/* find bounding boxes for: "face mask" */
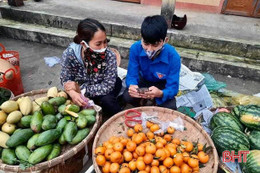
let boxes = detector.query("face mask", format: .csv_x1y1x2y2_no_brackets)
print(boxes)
82,40,107,53
145,45,164,59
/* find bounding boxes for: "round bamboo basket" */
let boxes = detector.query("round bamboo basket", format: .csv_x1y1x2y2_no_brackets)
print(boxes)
0,89,102,172
93,106,218,173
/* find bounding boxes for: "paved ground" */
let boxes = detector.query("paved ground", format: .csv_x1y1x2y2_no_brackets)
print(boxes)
1,37,259,95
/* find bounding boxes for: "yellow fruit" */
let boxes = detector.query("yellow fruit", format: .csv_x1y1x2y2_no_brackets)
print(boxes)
0,100,18,113
6,111,22,124
1,123,16,134
57,91,68,99
0,110,7,125
47,87,58,98
0,131,10,148
32,97,49,112
18,96,32,115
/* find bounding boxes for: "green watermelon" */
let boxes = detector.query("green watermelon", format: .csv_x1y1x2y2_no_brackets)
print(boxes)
242,150,260,173
210,112,244,131
248,130,260,150
231,105,245,118
240,105,260,130
211,126,250,154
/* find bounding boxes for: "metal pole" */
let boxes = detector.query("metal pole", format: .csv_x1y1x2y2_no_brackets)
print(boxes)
161,0,176,28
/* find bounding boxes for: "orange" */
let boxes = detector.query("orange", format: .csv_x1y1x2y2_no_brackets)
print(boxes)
137,156,144,161
146,121,154,128
110,151,122,163
163,157,174,168
155,149,166,161
129,159,137,171
180,163,192,173
123,151,133,162
110,136,120,144
133,152,138,159
110,162,120,173
184,141,194,152
198,151,209,164
187,158,199,168
103,141,111,148
151,159,159,166
136,160,146,171
119,167,131,173
169,166,181,173
166,146,177,157
133,134,144,144
143,153,153,164
171,138,180,145
164,148,171,158
135,146,146,156
104,148,114,160
139,132,147,141
197,143,204,151
121,138,128,147
151,166,160,173
167,126,175,134
134,124,143,132
127,128,135,137
145,165,151,173
96,155,106,166
121,163,129,168
113,142,124,152
95,146,106,155
193,166,199,171
138,171,148,173
126,141,137,152
166,143,177,149
159,165,168,173
182,152,190,162
102,161,111,173
159,138,167,146
156,141,164,149
150,124,160,132
146,131,155,140
163,134,172,142
106,143,114,149
146,143,157,154
173,153,183,166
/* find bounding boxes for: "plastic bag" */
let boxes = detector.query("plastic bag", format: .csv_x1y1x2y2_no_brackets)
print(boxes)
202,73,226,91
0,43,24,96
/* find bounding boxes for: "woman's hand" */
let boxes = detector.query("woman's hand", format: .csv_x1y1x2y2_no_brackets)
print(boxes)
67,90,88,107
145,86,163,99
128,85,141,98
64,81,80,92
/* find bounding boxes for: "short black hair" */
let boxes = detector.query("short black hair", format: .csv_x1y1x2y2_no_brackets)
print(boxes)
141,15,168,44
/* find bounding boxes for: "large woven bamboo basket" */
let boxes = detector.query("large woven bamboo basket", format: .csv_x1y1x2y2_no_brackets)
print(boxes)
93,106,218,173
0,89,102,173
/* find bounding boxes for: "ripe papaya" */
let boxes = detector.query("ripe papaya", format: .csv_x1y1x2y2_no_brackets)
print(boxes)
0,100,18,113
6,111,22,124
18,96,32,115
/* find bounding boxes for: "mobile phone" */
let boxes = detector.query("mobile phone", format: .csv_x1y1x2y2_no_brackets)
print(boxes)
137,87,149,94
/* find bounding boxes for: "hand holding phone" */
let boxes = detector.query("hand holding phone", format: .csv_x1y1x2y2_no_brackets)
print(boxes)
137,87,149,94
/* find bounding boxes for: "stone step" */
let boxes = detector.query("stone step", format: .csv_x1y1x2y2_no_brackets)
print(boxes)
0,18,259,81
0,5,259,60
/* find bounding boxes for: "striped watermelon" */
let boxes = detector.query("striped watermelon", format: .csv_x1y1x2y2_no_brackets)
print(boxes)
210,112,244,131
242,150,260,173
231,105,245,118
240,105,260,130
211,126,250,154
248,130,260,150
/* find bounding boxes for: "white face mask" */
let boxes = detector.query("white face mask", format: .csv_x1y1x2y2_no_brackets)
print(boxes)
145,45,164,59
81,40,107,53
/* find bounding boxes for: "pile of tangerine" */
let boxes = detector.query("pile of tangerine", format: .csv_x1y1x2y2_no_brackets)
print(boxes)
95,122,210,173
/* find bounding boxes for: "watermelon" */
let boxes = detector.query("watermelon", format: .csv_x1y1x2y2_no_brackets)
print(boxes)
211,126,250,154
231,105,245,118
242,150,260,173
248,130,260,150
210,112,244,131
240,105,260,130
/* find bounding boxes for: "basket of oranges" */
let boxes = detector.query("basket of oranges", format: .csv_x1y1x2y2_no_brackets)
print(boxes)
92,106,218,173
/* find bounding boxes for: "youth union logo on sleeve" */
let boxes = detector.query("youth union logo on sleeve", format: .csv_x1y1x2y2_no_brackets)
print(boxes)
156,72,165,79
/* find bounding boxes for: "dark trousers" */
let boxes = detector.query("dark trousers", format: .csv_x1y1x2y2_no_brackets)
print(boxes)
123,77,177,110
91,77,122,117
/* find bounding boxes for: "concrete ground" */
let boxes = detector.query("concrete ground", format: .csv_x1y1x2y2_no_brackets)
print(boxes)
1,37,259,96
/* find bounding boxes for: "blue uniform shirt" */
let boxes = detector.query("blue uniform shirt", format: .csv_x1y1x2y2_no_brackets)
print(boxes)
126,40,181,105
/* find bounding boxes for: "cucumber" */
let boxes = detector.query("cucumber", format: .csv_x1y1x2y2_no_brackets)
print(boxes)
30,111,43,133
56,118,68,131
42,114,57,130
69,128,90,145
1,148,17,165
6,129,34,148
63,122,77,142
27,134,40,150
15,145,31,161
28,144,53,165
41,101,56,115
76,114,88,129
47,143,61,160
48,97,66,107
20,115,33,128
36,129,61,146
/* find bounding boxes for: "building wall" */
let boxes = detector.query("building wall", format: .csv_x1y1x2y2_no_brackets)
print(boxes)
141,0,225,13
